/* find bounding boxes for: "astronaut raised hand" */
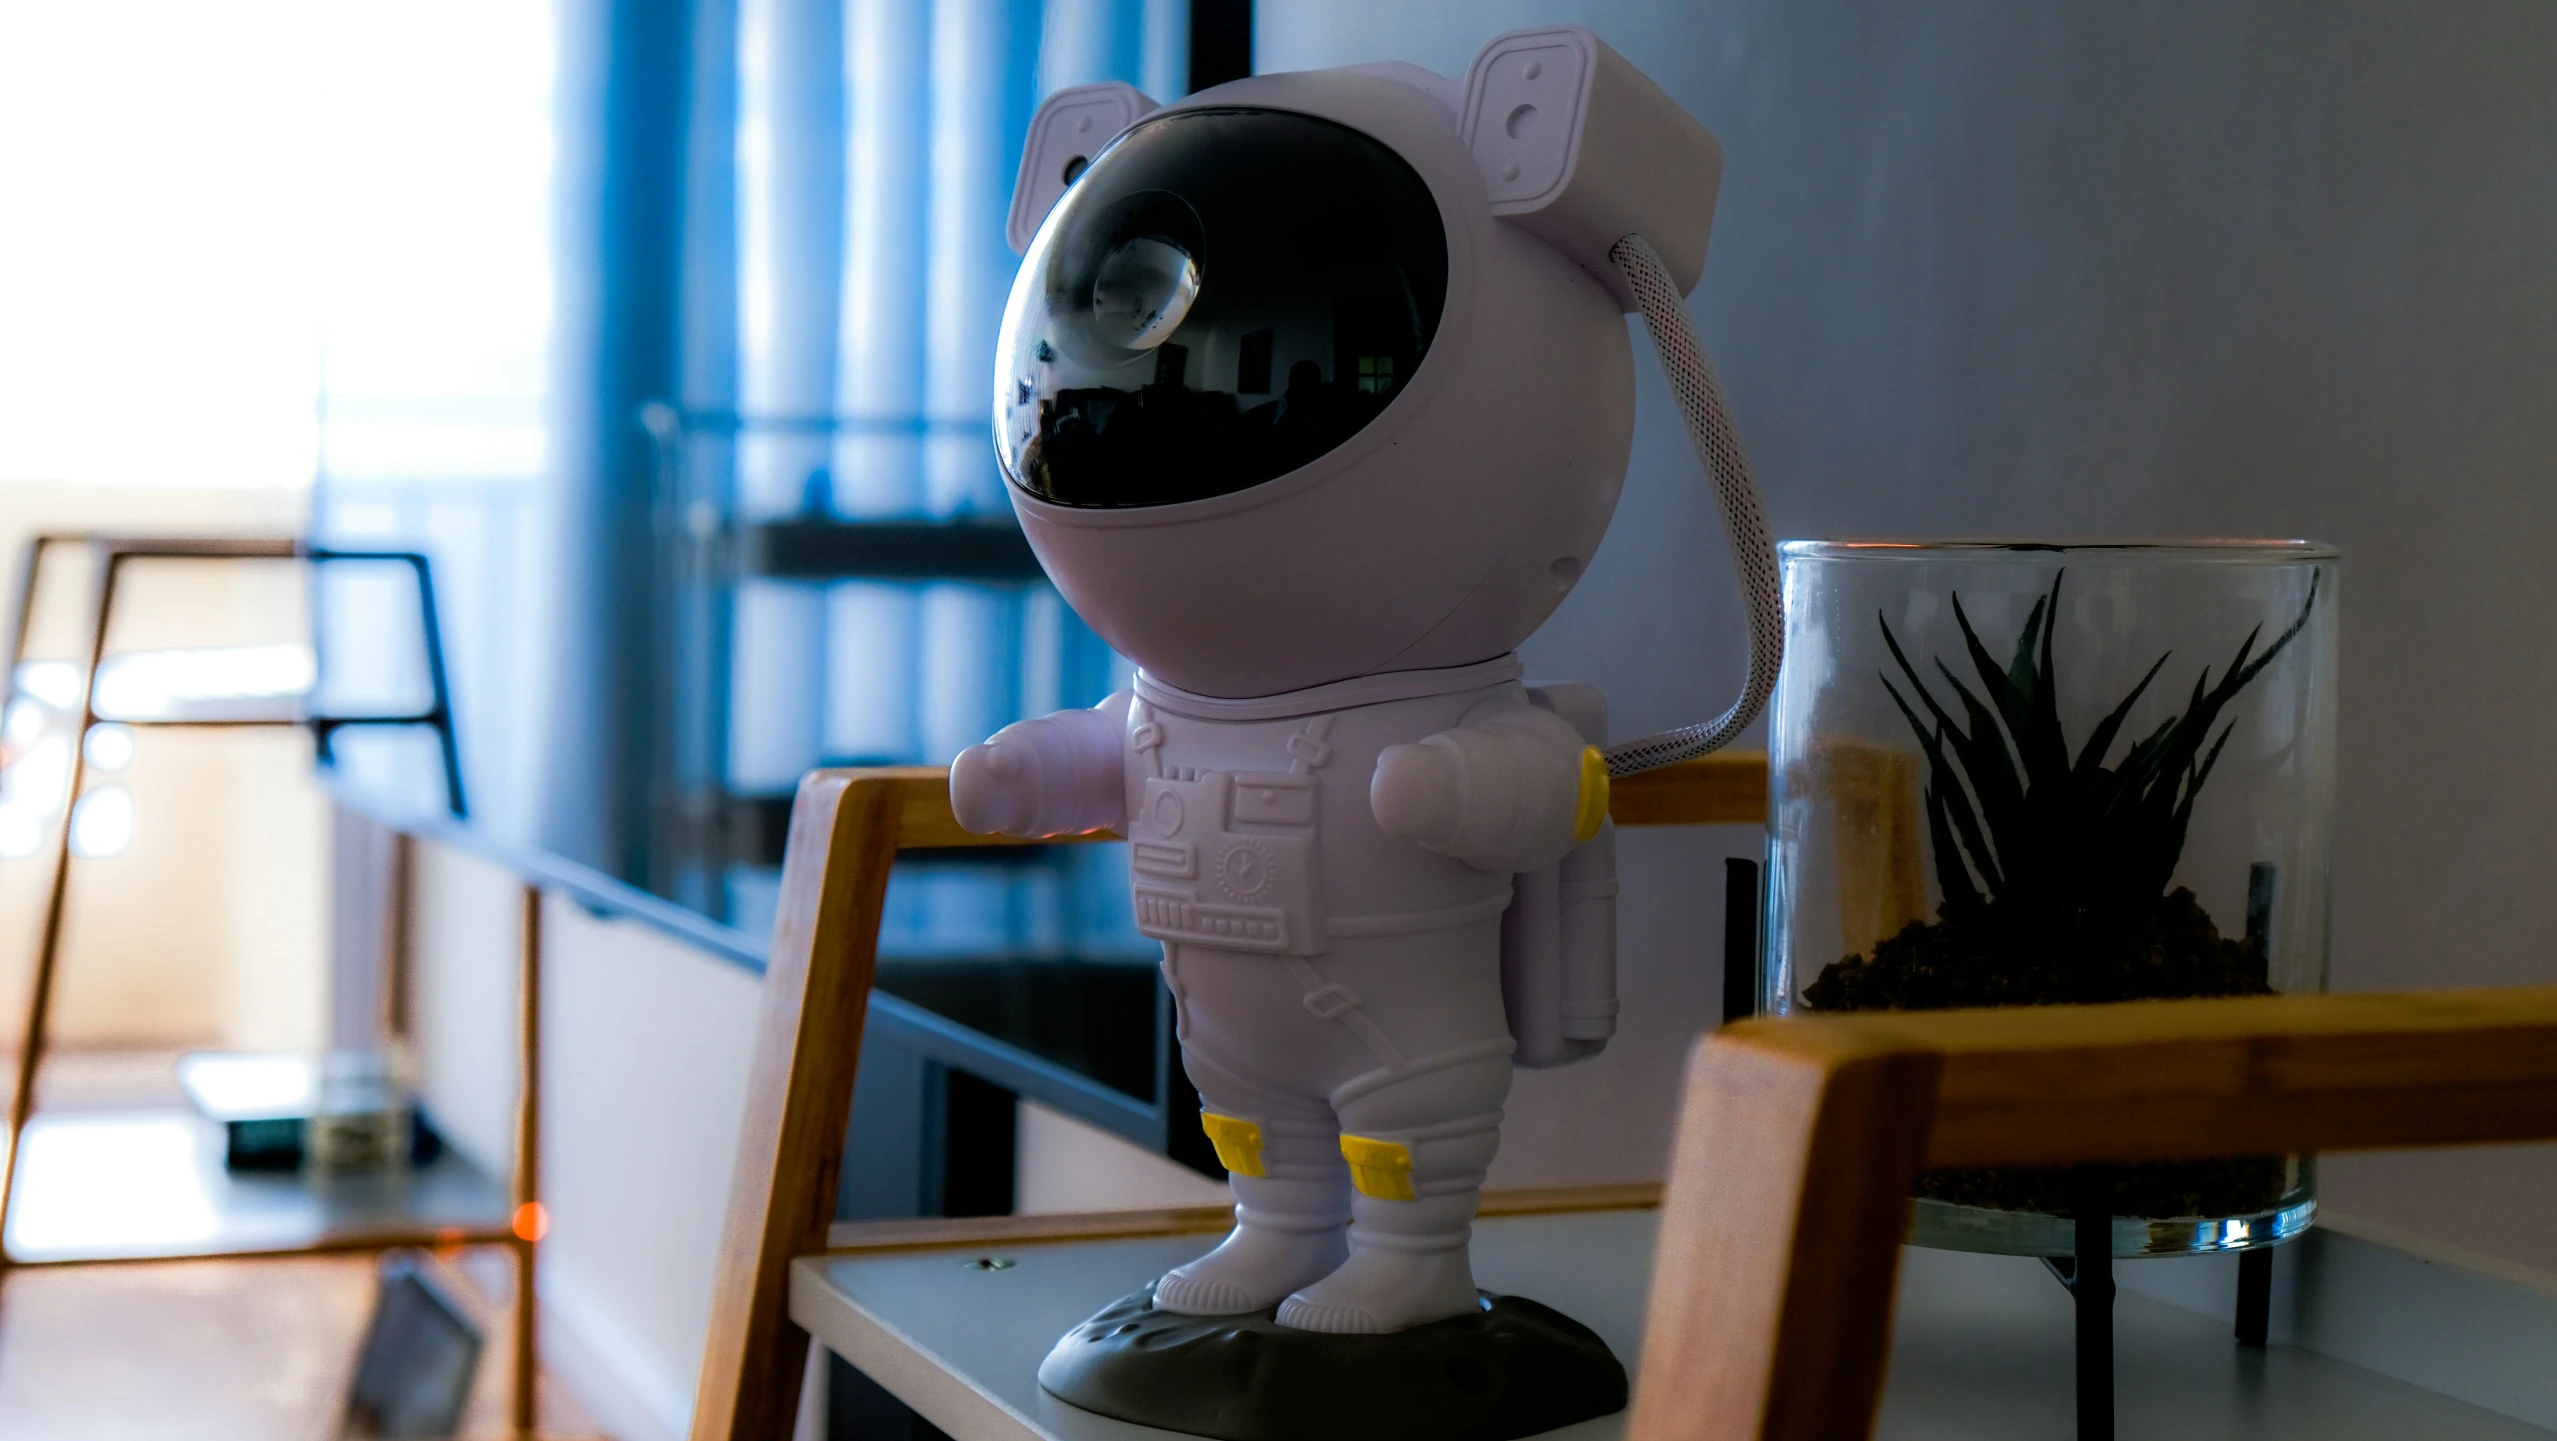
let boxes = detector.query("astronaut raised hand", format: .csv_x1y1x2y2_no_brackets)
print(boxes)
950,694,1131,839
1369,704,1604,873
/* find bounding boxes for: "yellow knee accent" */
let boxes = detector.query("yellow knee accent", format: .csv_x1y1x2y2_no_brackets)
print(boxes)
1199,1112,1266,1178
1574,746,1611,843
1339,1134,1417,1201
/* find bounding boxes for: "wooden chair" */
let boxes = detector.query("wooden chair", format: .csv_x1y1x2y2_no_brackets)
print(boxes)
694,755,2557,1441
687,754,1769,1441
1634,987,2557,1440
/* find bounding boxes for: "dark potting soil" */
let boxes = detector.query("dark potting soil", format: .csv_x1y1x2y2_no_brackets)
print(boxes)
1803,886,2292,1221
1917,1155,2292,1220
1804,885,2269,1010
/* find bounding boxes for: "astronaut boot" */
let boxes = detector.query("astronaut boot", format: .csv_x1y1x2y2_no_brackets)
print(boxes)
1274,1119,1500,1334
1154,1114,1350,1316
1273,1189,1482,1334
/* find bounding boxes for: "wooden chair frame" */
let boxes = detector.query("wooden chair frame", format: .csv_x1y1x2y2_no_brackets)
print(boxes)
697,750,2557,1441
689,754,1769,1441
1634,989,2557,1441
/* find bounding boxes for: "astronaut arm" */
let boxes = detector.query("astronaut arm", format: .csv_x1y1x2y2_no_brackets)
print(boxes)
950,691,1131,838
1369,701,1606,873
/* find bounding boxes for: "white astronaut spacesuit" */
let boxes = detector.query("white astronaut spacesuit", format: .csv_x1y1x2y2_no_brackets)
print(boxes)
951,29,1777,1335
959,656,1602,1331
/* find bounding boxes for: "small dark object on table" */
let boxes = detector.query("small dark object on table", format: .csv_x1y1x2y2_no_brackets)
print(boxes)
1038,1284,1627,1441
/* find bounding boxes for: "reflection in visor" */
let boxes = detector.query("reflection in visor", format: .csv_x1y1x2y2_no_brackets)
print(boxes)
1090,236,1201,352
996,108,1448,509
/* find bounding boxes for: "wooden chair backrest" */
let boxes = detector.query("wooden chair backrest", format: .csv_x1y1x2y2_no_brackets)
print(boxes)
690,754,1767,1441
1631,987,2557,1440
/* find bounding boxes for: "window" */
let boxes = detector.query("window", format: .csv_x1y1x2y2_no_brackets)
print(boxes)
0,0,553,490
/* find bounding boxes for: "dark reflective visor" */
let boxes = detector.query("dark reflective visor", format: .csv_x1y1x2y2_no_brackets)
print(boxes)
996,108,1449,509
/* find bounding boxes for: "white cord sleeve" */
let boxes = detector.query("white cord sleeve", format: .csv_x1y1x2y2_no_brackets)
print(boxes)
1597,233,1785,777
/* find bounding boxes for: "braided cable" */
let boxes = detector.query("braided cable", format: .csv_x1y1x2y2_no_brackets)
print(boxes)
1597,234,1786,777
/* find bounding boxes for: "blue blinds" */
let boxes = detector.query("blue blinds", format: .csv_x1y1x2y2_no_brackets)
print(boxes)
713,0,1187,954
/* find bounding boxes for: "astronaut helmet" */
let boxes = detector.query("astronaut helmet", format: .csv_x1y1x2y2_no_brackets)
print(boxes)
993,35,1720,700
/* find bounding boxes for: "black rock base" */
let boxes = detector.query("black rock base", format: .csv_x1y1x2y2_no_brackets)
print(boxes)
1035,1284,1627,1441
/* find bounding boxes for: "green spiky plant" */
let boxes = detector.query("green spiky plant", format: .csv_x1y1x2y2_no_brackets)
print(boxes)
1803,569,2321,1219
1805,568,2319,1012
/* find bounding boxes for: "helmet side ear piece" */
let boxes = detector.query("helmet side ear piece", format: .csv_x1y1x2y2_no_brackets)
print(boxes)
1460,26,1723,312
1006,81,1159,254
1463,28,1781,776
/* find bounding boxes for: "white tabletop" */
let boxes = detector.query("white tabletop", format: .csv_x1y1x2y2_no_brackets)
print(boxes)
2,1107,510,1264
792,1208,2551,1440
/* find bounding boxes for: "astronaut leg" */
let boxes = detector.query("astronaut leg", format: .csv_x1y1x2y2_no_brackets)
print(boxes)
1274,1043,1512,1334
1150,951,1352,1317
1153,1095,1350,1315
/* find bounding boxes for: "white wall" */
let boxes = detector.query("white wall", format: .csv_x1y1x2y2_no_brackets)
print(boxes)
406,841,764,1441
405,838,1245,1433
405,843,528,1176
1016,1100,1230,1214
540,890,765,1441
1261,1,2557,1268
406,849,1234,1437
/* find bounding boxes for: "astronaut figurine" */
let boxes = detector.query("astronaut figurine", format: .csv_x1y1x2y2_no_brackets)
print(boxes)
953,28,1775,1338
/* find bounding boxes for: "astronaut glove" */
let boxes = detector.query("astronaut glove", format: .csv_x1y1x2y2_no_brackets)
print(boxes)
950,699,1130,838
1370,703,1597,874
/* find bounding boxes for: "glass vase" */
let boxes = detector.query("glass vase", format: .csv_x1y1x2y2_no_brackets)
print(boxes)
1765,540,2339,1257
